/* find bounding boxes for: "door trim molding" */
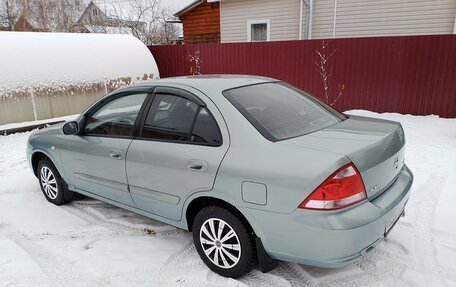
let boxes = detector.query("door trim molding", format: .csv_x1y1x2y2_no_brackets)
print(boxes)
129,185,180,205
73,172,129,192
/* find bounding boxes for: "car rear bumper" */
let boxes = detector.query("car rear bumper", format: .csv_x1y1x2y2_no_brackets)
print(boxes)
244,164,413,268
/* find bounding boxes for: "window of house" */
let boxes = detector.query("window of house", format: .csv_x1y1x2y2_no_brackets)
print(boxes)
92,8,98,16
247,20,270,42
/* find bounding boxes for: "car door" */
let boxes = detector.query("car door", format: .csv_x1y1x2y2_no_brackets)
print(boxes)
60,89,151,206
126,86,229,221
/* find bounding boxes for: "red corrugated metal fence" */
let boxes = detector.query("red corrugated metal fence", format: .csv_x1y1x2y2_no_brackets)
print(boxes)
149,35,456,117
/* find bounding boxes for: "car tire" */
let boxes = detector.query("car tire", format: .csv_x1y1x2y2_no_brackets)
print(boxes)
193,206,256,278
37,158,79,205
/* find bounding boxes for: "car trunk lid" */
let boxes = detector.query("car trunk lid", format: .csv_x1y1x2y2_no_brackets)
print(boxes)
279,115,406,200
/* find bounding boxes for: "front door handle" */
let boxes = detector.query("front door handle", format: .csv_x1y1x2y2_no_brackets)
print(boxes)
187,160,207,172
109,150,122,160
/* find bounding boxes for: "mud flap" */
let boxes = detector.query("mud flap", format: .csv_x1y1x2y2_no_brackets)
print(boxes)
63,179,83,201
255,236,279,273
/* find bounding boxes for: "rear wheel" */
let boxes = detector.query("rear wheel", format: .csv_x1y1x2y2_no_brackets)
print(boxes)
193,206,256,278
37,158,80,205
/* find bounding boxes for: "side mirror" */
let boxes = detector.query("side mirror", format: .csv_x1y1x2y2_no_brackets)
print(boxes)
63,121,79,135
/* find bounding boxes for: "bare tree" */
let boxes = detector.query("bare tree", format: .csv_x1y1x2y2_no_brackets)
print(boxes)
188,50,202,75
101,0,157,43
103,0,180,45
155,7,180,44
1,0,180,44
2,0,85,32
0,1,9,29
314,40,345,106
0,0,17,30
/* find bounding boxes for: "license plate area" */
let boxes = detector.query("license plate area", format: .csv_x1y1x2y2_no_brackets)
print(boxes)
384,208,404,237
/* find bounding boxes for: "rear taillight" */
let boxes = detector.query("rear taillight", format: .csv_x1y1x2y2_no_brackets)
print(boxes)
299,163,366,210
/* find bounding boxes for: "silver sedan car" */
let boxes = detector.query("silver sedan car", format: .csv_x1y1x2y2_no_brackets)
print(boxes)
27,75,413,278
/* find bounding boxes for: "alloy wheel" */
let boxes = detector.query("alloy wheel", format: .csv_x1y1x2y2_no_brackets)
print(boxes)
40,166,58,200
199,218,242,269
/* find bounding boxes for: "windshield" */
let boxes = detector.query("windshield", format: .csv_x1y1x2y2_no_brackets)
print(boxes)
223,82,347,141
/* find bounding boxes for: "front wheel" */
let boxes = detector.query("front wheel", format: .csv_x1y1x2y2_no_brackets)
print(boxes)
193,206,256,278
37,158,76,205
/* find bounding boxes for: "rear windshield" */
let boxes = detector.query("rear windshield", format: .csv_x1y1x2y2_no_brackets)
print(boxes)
223,82,347,141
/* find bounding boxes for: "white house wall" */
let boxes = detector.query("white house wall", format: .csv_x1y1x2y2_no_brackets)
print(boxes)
312,0,456,39
220,0,303,43
220,0,456,42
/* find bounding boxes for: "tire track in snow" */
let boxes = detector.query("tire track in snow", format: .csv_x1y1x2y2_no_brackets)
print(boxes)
159,242,208,274
71,200,111,207
238,268,296,287
162,241,197,268
3,223,199,286
410,171,450,286
273,262,318,287
405,172,440,209
158,242,251,287
434,230,456,251
4,229,108,286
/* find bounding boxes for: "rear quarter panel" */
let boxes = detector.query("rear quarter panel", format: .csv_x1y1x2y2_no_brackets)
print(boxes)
214,139,350,214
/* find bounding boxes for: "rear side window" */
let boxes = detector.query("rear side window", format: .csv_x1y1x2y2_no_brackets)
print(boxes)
142,94,198,142
141,93,222,146
223,83,346,141
190,108,222,146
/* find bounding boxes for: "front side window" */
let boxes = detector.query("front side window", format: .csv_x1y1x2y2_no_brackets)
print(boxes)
223,83,346,141
84,93,147,137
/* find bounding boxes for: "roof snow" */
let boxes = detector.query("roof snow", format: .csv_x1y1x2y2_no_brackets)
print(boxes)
0,32,159,97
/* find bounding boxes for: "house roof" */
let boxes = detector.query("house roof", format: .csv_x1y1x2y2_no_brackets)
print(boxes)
78,1,145,26
174,0,205,17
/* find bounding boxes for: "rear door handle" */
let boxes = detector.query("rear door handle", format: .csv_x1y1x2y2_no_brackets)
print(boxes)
187,160,207,172
109,150,122,160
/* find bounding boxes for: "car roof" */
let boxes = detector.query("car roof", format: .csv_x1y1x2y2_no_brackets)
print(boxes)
122,74,278,95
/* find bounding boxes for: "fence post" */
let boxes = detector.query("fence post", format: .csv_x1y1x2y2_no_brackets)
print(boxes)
30,88,38,121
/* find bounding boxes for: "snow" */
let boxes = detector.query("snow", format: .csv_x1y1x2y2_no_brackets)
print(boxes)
0,32,159,98
84,25,140,35
0,115,78,132
1,110,456,286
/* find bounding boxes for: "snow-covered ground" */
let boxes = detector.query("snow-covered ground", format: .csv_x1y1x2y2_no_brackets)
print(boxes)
0,110,455,287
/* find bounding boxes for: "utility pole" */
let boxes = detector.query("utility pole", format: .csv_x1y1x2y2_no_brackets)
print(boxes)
6,0,12,31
